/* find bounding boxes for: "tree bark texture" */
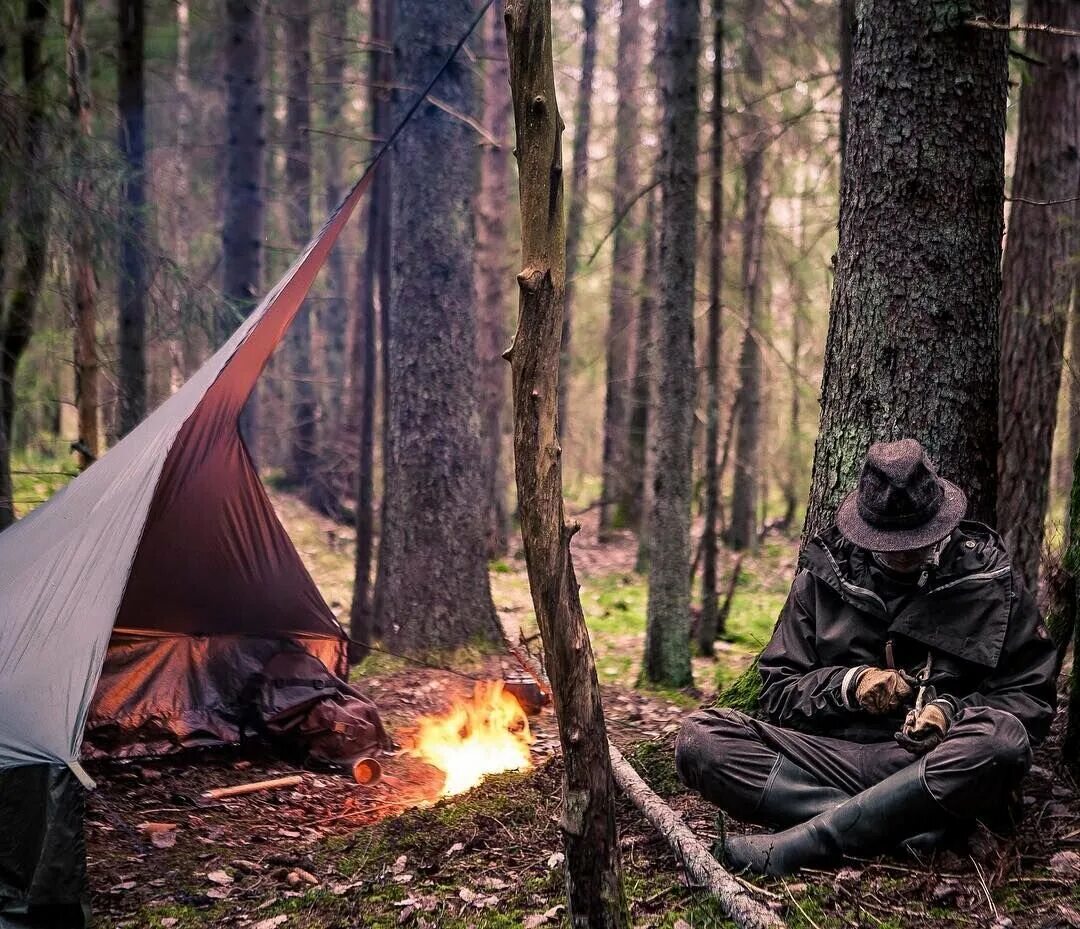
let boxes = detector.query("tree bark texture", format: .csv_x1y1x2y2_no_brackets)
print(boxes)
374,0,500,653
66,0,99,469
0,0,52,530
557,0,598,442
996,0,1080,590
1063,439,1080,769
475,0,513,558
314,0,351,512
1071,288,1080,490
599,0,643,536
351,0,392,646
728,0,766,553
838,0,853,178
698,0,724,654
643,0,699,689
117,0,147,436
504,1,631,923
802,0,1008,545
222,0,266,451
284,0,317,490
631,190,657,572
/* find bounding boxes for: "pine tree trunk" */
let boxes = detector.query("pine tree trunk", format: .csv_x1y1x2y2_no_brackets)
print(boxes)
727,0,766,553
1071,288,1080,487
475,0,512,558
173,0,200,383
374,0,500,653
631,190,658,572
0,0,52,530
284,0,317,490
997,0,1080,590
1063,438,1080,769
222,0,265,452
599,0,643,537
643,0,699,689
117,0,147,436
504,2,631,922
67,0,98,470
313,0,350,515
838,0,853,176
698,0,724,654
558,0,598,442
802,0,1007,544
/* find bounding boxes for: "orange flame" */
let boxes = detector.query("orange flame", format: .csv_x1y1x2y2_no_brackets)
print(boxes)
410,681,534,797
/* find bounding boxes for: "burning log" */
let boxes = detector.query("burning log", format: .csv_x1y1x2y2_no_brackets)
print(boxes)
607,743,785,929
201,775,303,800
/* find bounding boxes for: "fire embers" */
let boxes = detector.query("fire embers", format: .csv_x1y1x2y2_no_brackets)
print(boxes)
409,681,534,797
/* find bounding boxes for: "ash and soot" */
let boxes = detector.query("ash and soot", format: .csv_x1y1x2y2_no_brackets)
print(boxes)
408,681,535,797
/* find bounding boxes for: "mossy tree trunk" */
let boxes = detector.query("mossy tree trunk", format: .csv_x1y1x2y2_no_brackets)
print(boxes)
374,0,500,653
630,190,658,572
802,0,1008,545
698,0,725,654
599,0,643,538
0,0,52,529
557,0,597,442
996,0,1080,590
505,0,631,922
642,0,700,689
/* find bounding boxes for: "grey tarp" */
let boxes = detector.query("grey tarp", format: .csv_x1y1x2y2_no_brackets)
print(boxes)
0,172,376,923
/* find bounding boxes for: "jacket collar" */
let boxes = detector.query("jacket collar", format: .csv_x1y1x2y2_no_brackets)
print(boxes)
801,521,1013,668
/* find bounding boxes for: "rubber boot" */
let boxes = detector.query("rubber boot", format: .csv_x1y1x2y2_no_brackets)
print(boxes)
722,760,949,876
754,757,850,828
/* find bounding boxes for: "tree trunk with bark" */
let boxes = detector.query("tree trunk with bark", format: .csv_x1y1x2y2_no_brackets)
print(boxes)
599,0,643,537
374,0,499,653
642,0,699,689
1063,439,1080,770
117,0,147,436
631,189,657,572
504,1,631,923
284,0,317,491
475,0,512,558
558,0,598,441
838,0,853,176
222,0,266,450
0,0,52,529
67,0,99,470
698,0,724,654
728,0,766,553
996,0,1080,590
311,0,350,515
352,0,393,648
1071,288,1080,490
802,0,1007,544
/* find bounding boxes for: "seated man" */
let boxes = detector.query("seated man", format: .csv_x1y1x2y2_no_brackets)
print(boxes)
675,438,1058,876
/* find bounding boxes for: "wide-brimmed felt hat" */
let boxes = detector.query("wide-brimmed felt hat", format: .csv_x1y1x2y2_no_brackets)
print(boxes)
835,438,967,552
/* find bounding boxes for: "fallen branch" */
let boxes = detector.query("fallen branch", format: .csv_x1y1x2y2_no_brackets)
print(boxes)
201,775,303,800
608,742,785,929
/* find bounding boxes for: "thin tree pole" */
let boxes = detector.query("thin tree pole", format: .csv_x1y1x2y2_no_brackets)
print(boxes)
66,0,99,469
117,0,147,436
505,0,631,923
557,0,598,441
698,0,725,655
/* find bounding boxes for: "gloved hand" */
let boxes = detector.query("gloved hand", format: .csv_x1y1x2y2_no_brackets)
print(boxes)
894,700,953,755
854,668,913,714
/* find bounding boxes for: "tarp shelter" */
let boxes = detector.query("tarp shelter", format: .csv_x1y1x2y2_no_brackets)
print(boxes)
0,174,377,926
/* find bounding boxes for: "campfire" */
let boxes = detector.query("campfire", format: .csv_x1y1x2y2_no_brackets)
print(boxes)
409,681,535,797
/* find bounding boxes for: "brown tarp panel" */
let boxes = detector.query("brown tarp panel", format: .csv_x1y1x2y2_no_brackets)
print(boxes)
0,171,373,772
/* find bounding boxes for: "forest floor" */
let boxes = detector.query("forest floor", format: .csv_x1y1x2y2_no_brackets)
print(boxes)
74,487,1080,928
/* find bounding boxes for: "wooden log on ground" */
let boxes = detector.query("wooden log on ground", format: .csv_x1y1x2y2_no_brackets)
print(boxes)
607,743,785,929
201,775,302,800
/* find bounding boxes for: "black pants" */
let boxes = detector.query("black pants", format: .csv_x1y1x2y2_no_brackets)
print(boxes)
675,706,1032,830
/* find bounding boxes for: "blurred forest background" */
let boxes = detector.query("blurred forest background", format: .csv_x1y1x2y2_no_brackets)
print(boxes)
0,0,1078,708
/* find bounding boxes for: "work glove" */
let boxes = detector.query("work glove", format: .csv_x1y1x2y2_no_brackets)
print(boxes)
854,668,913,714
894,700,953,755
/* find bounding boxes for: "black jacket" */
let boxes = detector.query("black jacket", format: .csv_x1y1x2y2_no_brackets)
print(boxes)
758,522,1058,744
